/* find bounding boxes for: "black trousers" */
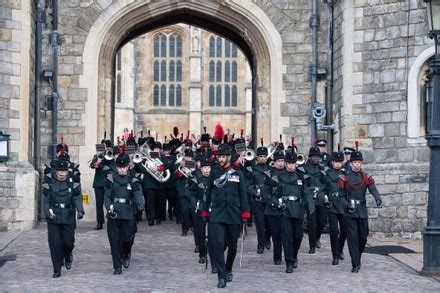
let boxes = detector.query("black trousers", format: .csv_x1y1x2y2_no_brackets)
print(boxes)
250,201,267,248
265,214,272,244
192,211,207,258
107,218,135,269
94,187,105,224
307,205,327,248
267,215,282,262
155,188,167,221
143,188,157,221
180,197,191,233
328,212,346,259
345,217,369,267
209,222,240,280
47,222,75,273
166,187,178,218
280,216,303,267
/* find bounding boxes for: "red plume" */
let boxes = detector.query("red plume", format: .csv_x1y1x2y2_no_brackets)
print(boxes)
204,127,207,134
214,123,224,141
173,127,179,138
291,137,295,149
104,131,107,139
131,130,133,138
60,133,64,144
147,130,151,137
140,130,144,137
338,142,341,152
279,134,282,143
260,137,264,147
223,134,228,144
241,129,244,138
186,130,190,140
355,140,359,151
180,133,183,141
156,133,158,141
165,136,167,143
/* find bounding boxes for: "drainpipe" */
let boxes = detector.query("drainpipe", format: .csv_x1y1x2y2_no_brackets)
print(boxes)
35,0,44,220
325,1,334,151
50,0,59,158
35,1,44,169
310,0,319,143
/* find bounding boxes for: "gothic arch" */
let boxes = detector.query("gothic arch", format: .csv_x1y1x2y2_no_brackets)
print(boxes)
78,0,286,174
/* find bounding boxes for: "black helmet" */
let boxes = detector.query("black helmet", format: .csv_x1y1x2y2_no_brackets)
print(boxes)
217,144,232,156
331,151,344,162
116,153,130,167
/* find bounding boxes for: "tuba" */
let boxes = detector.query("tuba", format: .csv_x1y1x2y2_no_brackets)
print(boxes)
137,143,171,183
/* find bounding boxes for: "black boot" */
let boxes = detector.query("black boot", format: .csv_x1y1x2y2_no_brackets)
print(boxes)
292,259,298,268
194,245,199,253
123,254,131,268
308,247,316,254
338,252,345,260
53,271,61,278
225,272,233,282
199,256,206,264
332,258,339,265
257,246,264,254
156,219,162,225
316,240,321,249
114,267,122,275
94,223,103,230
286,266,293,273
351,265,360,273
217,279,226,288
65,253,73,270
211,267,218,274
265,241,271,250
148,220,155,226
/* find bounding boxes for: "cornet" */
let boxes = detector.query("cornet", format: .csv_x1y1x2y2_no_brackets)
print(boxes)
296,153,306,166
174,144,186,165
104,149,114,161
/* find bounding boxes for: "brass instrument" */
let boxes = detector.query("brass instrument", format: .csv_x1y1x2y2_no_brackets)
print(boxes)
137,143,171,183
267,142,279,160
174,144,186,165
296,153,305,166
177,165,194,178
104,149,114,161
235,141,256,165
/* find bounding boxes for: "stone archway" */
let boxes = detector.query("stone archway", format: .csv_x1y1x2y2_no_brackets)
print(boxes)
78,1,286,207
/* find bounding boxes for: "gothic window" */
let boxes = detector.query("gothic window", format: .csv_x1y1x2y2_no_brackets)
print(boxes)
115,51,122,103
208,35,240,107
152,32,183,107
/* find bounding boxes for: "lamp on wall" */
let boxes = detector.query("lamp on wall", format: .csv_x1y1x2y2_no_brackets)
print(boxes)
0,132,10,162
422,0,440,275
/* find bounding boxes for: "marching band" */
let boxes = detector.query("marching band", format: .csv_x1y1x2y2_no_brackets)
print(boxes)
43,123,382,288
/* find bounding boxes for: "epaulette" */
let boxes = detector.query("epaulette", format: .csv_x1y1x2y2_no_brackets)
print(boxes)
246,166,253,173
107,173,114,183
103,166,110,171
73,182,80,189
42,183,50,190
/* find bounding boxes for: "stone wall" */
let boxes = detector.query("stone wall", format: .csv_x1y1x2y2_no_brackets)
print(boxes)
0,0,38,231
331,0,432,238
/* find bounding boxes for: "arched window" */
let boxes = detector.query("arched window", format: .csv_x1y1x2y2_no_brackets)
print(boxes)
115,51,122,103
407,47,436,139
152,32,183,107
207,35,240,108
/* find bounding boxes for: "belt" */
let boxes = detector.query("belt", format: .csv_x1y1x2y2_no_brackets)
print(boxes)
114,198,131,204
330,192,341,197
282,196,301,202
51,203,72,209
351,199,366,205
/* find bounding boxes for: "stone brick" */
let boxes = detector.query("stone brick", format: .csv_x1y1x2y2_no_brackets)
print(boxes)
369,124,384,137
384,123,400,136
402,193,415,205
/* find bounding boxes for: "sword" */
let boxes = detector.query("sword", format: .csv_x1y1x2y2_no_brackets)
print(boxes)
205,222,209,270
239,223,246,267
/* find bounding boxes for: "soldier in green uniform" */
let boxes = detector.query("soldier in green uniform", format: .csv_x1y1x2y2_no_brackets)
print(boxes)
104,153,145,275
273,151,314,273
263,150,286,265
246,144,271,254
325,150,347,265
203,144,250,288
90,140,115,230
339,146,382,273
43,159,85,278
188,156,211,264
176,148,194,235
304,146,328,253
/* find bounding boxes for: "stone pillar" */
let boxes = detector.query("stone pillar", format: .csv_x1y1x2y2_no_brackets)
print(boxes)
189,27,202,134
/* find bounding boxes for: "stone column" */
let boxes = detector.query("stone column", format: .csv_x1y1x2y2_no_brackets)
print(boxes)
189,27,202,134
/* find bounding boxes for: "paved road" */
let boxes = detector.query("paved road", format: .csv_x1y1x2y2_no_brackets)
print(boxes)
1,221,439,292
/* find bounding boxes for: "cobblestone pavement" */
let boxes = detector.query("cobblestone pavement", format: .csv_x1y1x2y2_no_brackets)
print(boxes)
1,221,439,292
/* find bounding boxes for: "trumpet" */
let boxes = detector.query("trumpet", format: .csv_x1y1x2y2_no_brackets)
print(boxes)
240,148,256,165
132,152,145,164
296,153,306,166
177,165,194,178
104,149,114,161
